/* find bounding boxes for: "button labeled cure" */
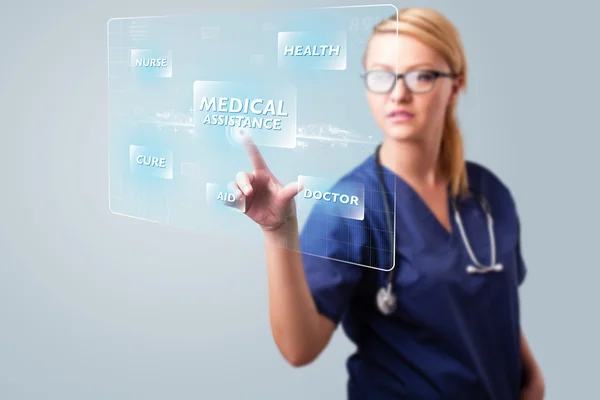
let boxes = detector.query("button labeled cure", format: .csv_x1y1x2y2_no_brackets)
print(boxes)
136,155,168,169
129,145,173,179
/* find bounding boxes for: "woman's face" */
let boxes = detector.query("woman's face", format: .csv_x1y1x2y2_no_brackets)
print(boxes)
364,33,459,142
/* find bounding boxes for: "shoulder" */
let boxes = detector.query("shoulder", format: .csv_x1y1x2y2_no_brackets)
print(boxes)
464,160,518,217
465,161,514,201
465,160,506,190
336,153,379,188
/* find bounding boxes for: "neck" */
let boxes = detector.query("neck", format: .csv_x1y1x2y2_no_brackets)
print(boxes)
379,137,444,188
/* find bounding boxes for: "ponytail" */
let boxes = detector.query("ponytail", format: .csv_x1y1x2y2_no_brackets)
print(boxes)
439,104,468,198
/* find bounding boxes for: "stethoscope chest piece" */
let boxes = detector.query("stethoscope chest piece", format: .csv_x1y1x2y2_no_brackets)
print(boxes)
376,283,397,315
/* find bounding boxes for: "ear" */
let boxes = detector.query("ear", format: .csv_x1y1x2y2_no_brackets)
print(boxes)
448,75,464,104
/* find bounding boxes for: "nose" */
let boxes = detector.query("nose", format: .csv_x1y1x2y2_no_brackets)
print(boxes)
390,77,410,103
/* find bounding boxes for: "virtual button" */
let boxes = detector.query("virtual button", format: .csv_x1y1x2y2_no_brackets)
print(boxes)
129,145,174,180
206,182,246,213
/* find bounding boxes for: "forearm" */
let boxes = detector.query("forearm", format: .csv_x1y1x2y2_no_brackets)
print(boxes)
520,330,545,394
263,217,333,365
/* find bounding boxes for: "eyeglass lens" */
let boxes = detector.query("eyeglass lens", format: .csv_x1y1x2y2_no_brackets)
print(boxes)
365,70,439,93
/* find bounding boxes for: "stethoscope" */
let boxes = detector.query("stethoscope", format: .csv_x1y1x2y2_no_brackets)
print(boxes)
374,145,504,315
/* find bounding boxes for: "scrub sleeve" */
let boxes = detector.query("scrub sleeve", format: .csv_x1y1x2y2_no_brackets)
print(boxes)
516,217,527,286
505,181,527,287
299,204,366,325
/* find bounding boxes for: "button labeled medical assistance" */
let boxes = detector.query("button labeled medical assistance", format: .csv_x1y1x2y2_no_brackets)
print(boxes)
298,175,364,220
192,80,297,149
129,145,173,179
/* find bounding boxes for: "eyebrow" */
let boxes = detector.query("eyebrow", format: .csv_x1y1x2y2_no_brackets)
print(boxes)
368,62,437,71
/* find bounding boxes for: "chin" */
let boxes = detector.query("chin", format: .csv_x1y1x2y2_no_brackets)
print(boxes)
382,123,421,142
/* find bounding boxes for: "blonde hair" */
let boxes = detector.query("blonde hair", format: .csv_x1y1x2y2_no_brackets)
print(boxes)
365,8,469,197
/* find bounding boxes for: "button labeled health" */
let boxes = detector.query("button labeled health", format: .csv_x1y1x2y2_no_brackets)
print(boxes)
277,31,347,70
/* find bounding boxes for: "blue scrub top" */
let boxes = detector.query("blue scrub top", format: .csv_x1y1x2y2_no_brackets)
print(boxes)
299,154,526,400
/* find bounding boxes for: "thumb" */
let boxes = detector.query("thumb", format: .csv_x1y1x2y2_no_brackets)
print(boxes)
279,181,304,203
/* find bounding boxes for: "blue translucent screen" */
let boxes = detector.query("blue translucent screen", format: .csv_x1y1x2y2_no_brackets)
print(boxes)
108,5,398,271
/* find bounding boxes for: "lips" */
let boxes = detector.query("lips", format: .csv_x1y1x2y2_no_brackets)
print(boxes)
387,110,414,118
387,109,414,122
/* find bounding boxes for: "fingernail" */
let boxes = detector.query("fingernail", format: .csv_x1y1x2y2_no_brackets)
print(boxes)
244,185,252,193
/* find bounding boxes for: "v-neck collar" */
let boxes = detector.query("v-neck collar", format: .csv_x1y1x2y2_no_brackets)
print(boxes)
378,160,457,250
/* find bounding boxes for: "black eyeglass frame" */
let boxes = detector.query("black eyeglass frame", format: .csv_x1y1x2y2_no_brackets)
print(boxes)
360,69,458,94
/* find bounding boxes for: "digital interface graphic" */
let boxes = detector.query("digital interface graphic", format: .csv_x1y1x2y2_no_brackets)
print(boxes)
108,5,398,271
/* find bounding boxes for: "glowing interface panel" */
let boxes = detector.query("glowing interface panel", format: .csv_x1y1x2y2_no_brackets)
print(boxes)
108,5,398,271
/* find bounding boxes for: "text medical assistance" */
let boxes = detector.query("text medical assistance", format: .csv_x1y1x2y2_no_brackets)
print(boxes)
198,96,288,131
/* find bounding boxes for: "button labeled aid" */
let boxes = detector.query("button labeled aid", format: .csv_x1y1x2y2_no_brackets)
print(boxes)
206,182,246,212
217,191,237,203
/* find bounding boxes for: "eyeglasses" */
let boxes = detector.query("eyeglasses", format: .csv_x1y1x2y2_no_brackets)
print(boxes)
361,69,457,94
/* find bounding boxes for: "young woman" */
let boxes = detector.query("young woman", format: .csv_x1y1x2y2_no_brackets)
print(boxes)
232,7,544,400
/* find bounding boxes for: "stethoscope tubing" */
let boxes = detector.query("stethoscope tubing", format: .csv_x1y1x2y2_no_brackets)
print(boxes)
373,144,501,315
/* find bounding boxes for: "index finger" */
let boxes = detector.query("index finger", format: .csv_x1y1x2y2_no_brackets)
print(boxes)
241,132,269,172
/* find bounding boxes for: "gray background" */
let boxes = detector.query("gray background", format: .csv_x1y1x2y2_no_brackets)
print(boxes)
0,0,597,398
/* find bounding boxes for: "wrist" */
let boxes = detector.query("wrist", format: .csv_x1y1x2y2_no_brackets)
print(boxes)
262,216,299,249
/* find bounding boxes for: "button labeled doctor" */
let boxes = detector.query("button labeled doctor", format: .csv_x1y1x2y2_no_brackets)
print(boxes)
298,175,364,220
303,188,360,206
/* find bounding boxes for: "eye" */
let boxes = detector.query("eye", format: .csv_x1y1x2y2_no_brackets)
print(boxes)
415,71,436,81
369,70,393,81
